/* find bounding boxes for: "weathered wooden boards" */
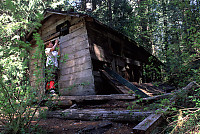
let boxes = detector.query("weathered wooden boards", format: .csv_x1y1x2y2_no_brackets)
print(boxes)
45,82,199,133
58,22,95,96
41,15,71,40
101,70,133,94
104,67,149,98
133,113,163,134
51,94,135,101
47,109,152,122
46,94,135,108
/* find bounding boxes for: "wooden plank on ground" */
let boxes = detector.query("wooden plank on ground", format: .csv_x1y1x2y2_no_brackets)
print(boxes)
132,113,163,134
51,94,135,101
47,109,152,122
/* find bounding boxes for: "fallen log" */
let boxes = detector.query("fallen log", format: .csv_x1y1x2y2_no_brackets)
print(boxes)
47,109,153,122
52,100,73,107
51,94,136,102
44,94,135,109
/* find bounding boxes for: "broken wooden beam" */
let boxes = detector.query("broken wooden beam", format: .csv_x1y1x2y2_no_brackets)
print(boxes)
104,67,149,98
133,113,163,134
47,109,152,122
135,93,173,104
101,70,133,94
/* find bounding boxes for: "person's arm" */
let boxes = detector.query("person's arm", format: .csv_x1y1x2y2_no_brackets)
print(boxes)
50,39,58,52
58,43,60,56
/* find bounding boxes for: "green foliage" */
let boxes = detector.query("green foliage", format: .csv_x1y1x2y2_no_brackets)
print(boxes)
0,40,46,133
163,85,200,133
0,0,50,133
60,54,69,63
64,81,91,91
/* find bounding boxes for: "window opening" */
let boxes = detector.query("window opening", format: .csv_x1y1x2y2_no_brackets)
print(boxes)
56,20,70,36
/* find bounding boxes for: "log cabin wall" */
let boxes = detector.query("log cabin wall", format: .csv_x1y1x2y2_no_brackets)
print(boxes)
29,14,71,95
29,14,95,96
58,20,95,96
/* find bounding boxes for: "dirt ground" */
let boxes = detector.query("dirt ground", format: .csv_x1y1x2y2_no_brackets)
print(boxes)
36,118,137,134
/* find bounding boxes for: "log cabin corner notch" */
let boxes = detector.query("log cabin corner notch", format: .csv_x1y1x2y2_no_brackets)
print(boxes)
27,9,163,96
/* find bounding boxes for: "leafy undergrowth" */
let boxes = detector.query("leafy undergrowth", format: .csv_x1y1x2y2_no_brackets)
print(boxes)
129,82,200,134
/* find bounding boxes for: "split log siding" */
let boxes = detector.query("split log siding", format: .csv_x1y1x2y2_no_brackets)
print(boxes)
59,23,95,95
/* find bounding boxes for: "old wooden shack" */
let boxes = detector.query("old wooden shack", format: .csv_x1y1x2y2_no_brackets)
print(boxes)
27,9,162,96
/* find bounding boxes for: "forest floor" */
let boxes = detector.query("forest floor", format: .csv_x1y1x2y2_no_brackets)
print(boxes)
33,99,164,134
36,118,136,134
32,100,138,134
0,82,170,134
32,83,174,134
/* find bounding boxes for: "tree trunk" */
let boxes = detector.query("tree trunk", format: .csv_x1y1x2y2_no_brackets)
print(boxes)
81,0,86,11
92,0,97,11
138,0,152,52
107,0,112,26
